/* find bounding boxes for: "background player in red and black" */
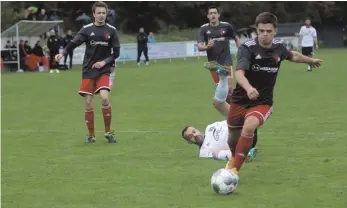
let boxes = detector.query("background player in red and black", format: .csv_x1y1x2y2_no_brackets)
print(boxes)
55,1,120,143
197,5,240,85
197,5,240,115
197,6,259,158
226,12,322,177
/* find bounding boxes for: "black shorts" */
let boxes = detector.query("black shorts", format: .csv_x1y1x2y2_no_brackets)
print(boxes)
302,47,313,56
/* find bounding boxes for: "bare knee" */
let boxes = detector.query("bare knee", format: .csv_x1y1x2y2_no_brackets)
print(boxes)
242,116,260,136
84,95,94,110
99,90,110,106
213,101,229,117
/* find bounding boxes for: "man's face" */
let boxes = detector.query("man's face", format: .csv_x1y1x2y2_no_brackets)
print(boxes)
183,127,204,145
257,23,276,46
67,30,72,35
305,19,311,26
207,8,220,23
93,7,107,24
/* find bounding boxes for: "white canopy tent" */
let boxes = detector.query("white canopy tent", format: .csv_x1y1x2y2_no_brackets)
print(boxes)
1,20,63,71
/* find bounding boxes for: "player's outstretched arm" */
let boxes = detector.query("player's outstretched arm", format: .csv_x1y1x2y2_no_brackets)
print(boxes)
64,28,88,55
212,148,231,160
289,51,322,68
55,27,88,62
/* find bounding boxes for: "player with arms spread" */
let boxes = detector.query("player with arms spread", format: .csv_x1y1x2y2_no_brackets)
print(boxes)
55,1,120,143
226,12,322,177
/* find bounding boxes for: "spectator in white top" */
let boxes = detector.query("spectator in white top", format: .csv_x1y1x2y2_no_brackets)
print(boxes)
299,17,319,71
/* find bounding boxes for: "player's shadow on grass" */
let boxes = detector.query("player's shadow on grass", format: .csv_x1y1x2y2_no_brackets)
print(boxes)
212,191,240,197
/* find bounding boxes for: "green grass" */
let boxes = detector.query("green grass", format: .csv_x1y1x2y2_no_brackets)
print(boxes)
2,49,347,208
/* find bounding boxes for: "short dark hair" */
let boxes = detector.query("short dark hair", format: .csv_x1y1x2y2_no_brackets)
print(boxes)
207,5,219,14
92,1,108,13
181,126,190,140
255,12,278,28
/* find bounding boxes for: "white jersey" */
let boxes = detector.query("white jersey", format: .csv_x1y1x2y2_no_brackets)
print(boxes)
299,26,317,47
199,120,230,158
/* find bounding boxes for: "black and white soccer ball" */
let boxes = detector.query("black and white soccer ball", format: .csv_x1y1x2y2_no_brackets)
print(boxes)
211,168,239,195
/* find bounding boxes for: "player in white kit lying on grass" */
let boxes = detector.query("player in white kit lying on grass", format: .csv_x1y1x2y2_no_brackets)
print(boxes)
181,121,257,161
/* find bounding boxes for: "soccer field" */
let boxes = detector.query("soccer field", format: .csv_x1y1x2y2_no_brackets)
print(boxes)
2,49,347,208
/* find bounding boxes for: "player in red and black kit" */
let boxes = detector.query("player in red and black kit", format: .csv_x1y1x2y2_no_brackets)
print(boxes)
226,12,322,177
197,6,258,160
55,1,120,143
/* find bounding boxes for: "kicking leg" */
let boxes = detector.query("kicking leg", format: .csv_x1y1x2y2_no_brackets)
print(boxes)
232,105,272,173
213,74,232,117
226,127,241,169
213,75,230,117
246,128,258,162
232,115,259,174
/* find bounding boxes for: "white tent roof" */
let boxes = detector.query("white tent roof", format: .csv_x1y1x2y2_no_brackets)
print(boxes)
1,20,63,37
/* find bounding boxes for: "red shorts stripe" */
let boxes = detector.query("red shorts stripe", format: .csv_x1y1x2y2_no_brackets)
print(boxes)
227,103,273,128
79,74,110,96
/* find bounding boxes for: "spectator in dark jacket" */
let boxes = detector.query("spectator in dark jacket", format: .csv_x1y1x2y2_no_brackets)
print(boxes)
63,29,74,69
47,29,61,73
136,27,149,67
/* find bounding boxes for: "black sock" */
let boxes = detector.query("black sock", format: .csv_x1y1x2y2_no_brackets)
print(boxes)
252,128,258,148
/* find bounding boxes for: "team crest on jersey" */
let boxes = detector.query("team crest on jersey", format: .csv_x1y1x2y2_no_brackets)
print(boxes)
209,126,221,141
219,29,225,35
105,32,109,40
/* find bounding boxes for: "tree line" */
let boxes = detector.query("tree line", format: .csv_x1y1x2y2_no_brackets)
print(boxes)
2,1,346,33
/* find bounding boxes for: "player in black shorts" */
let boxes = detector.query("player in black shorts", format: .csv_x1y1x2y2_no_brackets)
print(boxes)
225,12,322,179
299,17,319,71
55,1,120,143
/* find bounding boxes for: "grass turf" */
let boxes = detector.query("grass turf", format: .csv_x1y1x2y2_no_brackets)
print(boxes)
2,49,347,208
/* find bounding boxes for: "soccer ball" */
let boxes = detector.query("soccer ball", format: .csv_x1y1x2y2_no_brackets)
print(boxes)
211,168,239,195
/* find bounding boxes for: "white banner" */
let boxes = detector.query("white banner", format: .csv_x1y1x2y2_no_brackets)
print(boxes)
277,36,300,51
70,36,299,65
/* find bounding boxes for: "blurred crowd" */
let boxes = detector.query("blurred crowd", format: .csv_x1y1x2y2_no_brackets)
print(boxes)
2,28,75,72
